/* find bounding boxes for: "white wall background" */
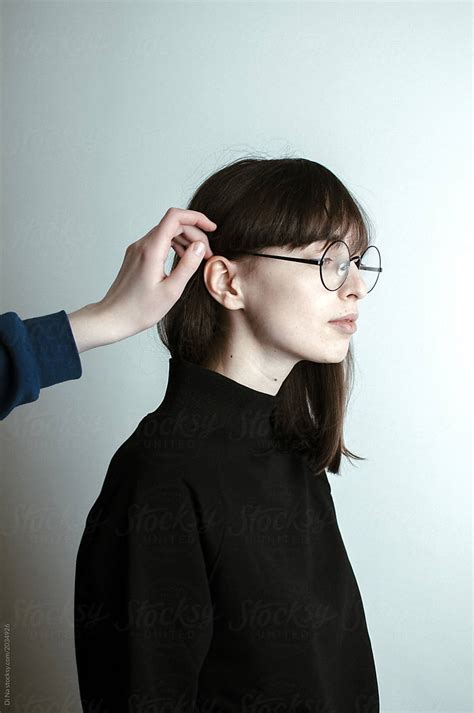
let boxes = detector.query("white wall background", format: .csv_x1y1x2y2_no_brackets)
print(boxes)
1,1,471,711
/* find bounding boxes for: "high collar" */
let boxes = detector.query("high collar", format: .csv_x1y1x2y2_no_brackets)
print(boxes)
158,355,282,441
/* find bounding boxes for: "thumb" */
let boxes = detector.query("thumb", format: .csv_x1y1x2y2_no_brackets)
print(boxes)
166,241,206,292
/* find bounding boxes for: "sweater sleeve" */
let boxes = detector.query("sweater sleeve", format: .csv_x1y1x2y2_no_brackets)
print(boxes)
74,446,214,712
0,310,82,420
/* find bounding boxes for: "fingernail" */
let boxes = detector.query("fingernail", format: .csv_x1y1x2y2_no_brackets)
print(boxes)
193,242,205,256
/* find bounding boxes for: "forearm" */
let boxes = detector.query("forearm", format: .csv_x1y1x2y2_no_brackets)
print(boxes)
67,302,119,354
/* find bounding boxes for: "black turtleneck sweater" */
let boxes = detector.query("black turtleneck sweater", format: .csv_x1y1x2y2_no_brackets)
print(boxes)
74,356,379,713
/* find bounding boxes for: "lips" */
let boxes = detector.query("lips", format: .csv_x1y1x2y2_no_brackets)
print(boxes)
329,314,358,323
329,319,357,334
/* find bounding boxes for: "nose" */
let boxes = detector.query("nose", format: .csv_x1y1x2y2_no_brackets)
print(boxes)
341,260,368,298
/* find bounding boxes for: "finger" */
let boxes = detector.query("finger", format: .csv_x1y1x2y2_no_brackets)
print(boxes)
148,208,217,263
170,232,209,258
168,208,217,231
171,237,189,250
165,240,207,295
171,224,214,257
170,238,186,256
171,240,185,256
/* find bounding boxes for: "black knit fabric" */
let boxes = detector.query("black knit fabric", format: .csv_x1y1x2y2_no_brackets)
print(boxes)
74,355,379,712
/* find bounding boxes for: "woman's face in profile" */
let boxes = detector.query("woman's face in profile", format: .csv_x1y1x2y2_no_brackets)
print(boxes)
204,239,368,365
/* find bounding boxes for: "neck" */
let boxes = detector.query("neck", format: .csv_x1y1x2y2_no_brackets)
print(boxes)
200,347,297,398
158,355,287,441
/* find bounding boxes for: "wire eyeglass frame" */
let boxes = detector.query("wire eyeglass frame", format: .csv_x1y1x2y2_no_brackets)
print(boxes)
234,240,382,293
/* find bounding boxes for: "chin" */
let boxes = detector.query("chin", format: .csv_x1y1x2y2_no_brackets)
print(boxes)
302,350,348,364
325,355,347,364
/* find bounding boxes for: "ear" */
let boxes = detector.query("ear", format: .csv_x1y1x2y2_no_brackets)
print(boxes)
203,255,246,310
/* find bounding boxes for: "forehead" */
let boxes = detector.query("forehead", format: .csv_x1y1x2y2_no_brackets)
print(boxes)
302,235,360,255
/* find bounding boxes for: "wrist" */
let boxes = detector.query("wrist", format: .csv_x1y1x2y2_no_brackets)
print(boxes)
67,302,116,353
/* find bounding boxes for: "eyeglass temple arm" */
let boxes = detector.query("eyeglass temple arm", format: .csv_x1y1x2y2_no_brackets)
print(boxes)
240,251,382,272
238,252,320,265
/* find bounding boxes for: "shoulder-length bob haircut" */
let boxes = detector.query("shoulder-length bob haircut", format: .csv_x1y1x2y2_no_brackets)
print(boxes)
157,155,376,478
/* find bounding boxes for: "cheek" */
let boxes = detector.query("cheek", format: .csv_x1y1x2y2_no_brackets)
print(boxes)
246,271,331,336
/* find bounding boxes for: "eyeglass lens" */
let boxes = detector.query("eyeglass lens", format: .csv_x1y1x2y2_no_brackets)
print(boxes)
321,241,381,293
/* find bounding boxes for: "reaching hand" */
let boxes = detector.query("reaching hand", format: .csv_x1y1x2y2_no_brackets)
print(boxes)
68,207,217,353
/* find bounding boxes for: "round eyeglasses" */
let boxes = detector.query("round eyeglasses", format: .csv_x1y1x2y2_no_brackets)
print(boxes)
236,241,382,293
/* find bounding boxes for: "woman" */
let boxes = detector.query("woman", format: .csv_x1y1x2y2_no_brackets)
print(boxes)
74,156,382,712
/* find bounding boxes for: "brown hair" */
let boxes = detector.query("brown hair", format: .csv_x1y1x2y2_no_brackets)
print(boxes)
157,154,375,478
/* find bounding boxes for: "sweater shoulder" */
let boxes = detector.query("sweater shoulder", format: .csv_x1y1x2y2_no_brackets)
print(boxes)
90,409,226,514
82,410,228,579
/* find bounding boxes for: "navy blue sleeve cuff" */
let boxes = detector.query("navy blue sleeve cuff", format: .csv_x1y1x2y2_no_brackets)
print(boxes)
0,309,83,420
23,309,83,388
